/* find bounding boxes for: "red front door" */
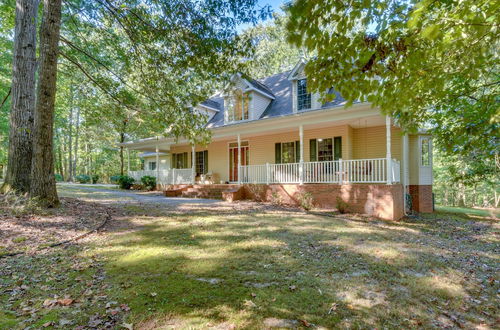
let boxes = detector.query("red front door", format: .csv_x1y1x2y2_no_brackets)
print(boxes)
229,146,248,182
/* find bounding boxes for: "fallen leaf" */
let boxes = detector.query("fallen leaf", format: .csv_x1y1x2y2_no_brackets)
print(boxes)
120,304,131,311
57,298,74,306
243,300,257,308
43,299,57,307
289,285,297,291
122,323,133,330
300,319,311,327
150,292,157,297
42,321,54,327
251,293,257,298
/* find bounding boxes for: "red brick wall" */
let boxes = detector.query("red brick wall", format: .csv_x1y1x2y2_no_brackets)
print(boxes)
243,184,404,220
409,185,433,213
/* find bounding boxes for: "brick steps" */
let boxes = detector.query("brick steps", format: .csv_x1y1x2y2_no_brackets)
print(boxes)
181,186,227,199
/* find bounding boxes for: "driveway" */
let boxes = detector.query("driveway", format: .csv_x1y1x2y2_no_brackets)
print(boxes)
57,183,223,206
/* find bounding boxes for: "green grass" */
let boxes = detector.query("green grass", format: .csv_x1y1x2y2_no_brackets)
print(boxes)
435,205,499,218
88,208,498,329
2,187,498,329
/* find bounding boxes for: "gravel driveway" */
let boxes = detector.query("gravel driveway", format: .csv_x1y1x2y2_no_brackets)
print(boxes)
57,183,224,206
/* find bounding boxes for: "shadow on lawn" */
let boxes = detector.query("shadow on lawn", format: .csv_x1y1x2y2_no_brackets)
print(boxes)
93,207,499,329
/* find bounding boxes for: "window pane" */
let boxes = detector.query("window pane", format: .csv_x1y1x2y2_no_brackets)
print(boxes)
421,138,430,166
317,138,333,161
195,151,205,175
281,142,296,163
149,161,157,171
297,79,311,111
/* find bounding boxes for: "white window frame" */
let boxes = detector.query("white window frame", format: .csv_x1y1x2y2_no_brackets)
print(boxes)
148,161,157,171
419,136,432,168
226,90,250,123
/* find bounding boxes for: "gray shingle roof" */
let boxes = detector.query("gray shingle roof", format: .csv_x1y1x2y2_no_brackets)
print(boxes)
205,71,351,129
200,99,221,111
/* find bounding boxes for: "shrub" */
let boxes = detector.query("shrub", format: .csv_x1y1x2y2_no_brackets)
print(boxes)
270,191,283,205
297,192,314,211
141,175,156,191
110,175,121,184
91,174,99,184
117,175,135,190
75,174,91,184
336,197,349,214
54,174,63,182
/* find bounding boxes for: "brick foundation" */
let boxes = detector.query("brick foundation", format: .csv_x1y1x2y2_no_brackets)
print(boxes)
409,185,433,213
243,184,404,221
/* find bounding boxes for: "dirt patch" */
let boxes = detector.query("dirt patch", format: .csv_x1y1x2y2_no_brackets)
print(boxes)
0,196,113,255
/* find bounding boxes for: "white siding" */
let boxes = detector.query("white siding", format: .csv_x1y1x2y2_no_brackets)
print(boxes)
143,155,170,170
251,92,271,120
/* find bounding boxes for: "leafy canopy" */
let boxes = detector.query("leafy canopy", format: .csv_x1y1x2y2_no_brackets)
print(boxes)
286,0,499,158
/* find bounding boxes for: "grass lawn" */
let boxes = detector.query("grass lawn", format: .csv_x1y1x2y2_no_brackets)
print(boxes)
1,187,499,329
435,204,499,219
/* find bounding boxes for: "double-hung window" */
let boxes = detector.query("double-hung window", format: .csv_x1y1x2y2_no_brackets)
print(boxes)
275,141,300,164
309,137,342,161
297,79,311,111
227,90,249,122
148,161,157,171
195,150,208,176
420,137,431,166
171,152,188,169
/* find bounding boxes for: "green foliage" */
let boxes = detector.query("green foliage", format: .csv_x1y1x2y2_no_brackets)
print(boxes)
286,0,499,160
110,175,121,184
336,197,349,214
140,175,156,191
75,174,91,184
433,147,499,208
117,175,135,190
243,13,304,78
0,0,271,183
296,191,313,210
91,174,99,184
54,174,63,182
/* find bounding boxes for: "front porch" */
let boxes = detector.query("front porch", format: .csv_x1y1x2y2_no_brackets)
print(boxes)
128,157,401,186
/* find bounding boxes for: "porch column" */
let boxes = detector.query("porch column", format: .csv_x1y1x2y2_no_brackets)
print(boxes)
402,133,409,210
386,116,392,184
156,145,160,184
191,145,196,184
237,134,241,185
127,148,130,174
299,125,304,184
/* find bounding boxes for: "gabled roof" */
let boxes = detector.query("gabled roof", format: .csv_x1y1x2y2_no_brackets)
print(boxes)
199,99,221,112
205,70,353,129
243,75,275,98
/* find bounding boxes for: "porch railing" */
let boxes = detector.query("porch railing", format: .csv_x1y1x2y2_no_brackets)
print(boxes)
128,168,193,185
239,158,401,184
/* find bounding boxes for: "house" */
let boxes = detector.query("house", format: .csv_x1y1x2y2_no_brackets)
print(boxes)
121,60,433,220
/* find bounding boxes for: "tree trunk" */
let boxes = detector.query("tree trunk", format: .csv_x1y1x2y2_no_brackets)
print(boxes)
67,86,74,181
30,0,62,207
73,106,80,178
1,0,39,194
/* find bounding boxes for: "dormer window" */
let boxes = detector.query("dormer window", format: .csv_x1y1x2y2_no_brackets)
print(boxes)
227,90,249,122
297,79,311,111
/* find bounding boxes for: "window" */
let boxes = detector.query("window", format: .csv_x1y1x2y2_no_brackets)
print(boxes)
310,137,342,161
195,151,208,176
317,138,333,161
172,152,188,169
148,161,157,171
275,141,300,163
227,90,249,122
297,79,311,111
421,137,431,166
